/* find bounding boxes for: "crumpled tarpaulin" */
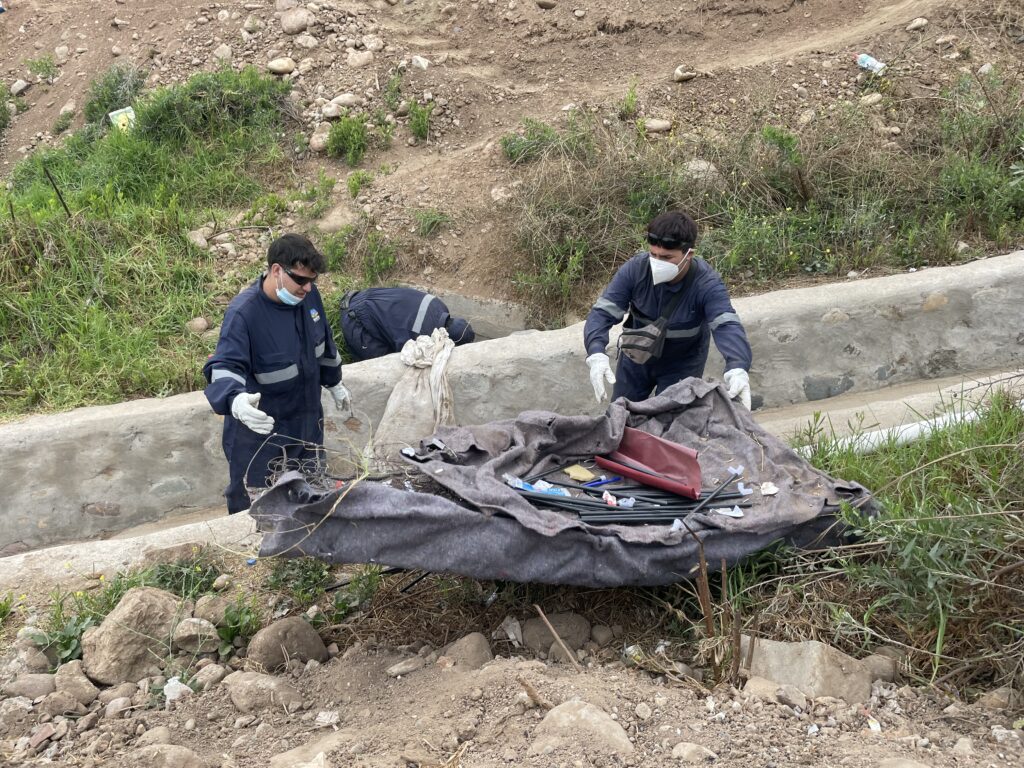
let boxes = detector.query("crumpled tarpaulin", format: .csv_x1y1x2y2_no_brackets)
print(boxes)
251,379,874,587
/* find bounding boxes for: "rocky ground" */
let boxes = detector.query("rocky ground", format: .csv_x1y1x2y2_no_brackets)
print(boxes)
0,545,1022,768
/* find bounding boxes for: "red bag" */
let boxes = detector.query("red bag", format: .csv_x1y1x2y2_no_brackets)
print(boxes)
595,427,701,499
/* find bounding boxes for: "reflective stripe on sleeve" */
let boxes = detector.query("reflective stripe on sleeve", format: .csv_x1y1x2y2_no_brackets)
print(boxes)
411,293,437,334
592,297,626,321
314,341,326,358
254,364,299,384
319,354,341,368
708,312,741,331
211,368,246,386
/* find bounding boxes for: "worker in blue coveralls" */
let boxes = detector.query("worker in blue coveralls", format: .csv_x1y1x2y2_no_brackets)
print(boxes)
583,211,754,408
339,287,475,361
203,234,351,514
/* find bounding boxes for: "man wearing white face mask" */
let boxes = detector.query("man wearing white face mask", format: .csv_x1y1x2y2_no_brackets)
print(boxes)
583,211,753,408
203,234,351,514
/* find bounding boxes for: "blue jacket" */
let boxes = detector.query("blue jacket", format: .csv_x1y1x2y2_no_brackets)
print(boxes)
583,253,752,372
342,287,453,355
203,277,342,422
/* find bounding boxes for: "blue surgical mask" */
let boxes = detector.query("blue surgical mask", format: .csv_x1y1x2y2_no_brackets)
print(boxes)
275,272,304,305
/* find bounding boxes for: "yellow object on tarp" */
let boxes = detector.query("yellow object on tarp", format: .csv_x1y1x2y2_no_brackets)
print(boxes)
564,464,596,482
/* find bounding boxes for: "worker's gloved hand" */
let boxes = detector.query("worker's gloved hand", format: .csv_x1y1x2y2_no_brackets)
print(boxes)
327,382,352,414
586,353,616,403
231,392,275,434
724,368,752,410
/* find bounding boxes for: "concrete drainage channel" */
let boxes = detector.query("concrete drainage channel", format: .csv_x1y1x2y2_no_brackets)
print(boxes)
2,251,1024,559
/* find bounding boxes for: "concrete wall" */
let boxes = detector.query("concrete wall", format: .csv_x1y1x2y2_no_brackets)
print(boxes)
3,251,1023,554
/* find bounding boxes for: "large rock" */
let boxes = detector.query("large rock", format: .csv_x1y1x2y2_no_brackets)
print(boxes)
37,690,85,717
741,637,872,704
523,613,591,654
529,700,633,756
54,660,99,705
267,57,297,75
280,8,313,34
442,633,493,671
172,618,219,653
82,587,184,685
194,594,232,626
672,742,718,762
3,673,55,700
222,671,303,713
131,744,208,767
246,617,327,672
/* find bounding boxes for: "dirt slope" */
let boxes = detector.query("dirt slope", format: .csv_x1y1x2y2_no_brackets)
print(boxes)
3,0,1021,302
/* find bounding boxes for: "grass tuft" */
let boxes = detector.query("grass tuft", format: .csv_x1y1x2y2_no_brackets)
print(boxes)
413,208,451,237
83,63,146,125
408,102,434,142
326,115,369,166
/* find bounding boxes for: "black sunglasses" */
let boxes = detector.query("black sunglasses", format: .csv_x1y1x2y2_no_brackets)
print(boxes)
283,267,317,286
646,233,686,251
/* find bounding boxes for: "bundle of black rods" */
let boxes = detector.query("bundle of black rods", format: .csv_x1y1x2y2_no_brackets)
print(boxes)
512,473,750,526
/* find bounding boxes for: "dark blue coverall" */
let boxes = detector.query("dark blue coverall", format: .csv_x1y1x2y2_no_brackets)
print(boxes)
340,287,458,361
203,277,342,513
583,253,752,402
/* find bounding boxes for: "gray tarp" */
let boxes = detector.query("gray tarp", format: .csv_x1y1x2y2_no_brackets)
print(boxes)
252,379,873,587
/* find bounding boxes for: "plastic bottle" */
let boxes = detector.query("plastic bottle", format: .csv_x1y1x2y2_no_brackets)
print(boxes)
856,53,887,75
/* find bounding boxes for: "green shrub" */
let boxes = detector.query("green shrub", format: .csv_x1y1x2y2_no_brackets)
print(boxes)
363,231,396,282
26,55,60,84
326,115,369,166
346,170,373,198
382,70,403,111
266,556,331,608
618,80,639,121
83,63,146,125
0,87,10,135
408,102,433,141
52,110,74,135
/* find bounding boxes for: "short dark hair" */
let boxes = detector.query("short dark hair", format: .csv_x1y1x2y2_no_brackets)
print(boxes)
267,233,327,274
647,211,698,250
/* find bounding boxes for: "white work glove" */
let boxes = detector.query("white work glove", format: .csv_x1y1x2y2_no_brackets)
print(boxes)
586,353,616,403
231,392,275,435
724,368,752,410
327,382,352,414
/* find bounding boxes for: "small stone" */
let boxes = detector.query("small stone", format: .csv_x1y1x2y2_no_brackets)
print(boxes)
213,574,232,591
976,685,1018,710
952,737,974,758
574,9,586,18
281,8,314,35
776,684,807,711
332,93,364,107
104,696,133,719
267,57,297,75
54,45,70,64
11,79,31,97
295,34,319,49
362,34,385,52
60,100,76,116
411,55,430,70
213,44,232,63
112,46,123,57
347,50,374,68
978,62,993,76
387,657,426,677
536,0,557,8
310,123,331,153
136,726,174,746
635,702,652,720
673,66,698,82
860,93,883,107
935,34,958,48
187,230,209,249
671,742,717,762
905,17,928,32
644,118,672,133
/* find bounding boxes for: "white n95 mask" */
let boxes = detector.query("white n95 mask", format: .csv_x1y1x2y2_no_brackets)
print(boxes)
649,256,681,285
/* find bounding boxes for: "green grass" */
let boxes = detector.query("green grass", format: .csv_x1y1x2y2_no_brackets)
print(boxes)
347,170,374,198
266,556,332,608
382,70,404,112
676,391,1024,691
618,80,639,121
408,102,434,142
503,74,1024,321
413,207,451,237
1,66,292,417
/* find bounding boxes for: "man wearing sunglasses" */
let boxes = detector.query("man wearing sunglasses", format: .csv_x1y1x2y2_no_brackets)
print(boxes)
203,234,351,514
339,287,476,361
583,211,753,408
